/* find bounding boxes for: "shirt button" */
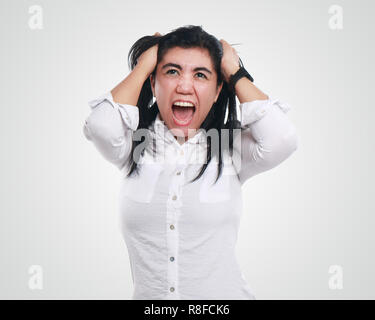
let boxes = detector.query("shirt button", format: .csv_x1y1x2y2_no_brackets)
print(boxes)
170,287,175,292
172,195,177,201
170,224,175,230
176,171,181,175
170,256,175,262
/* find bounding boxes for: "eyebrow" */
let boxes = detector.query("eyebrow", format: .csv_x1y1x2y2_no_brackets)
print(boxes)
161,63,212,75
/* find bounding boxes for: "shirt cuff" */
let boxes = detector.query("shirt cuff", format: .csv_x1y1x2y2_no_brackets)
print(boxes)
240,97,292,127
88,91,139,131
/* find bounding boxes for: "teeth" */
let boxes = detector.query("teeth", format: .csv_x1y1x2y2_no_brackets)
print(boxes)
173,101,195,107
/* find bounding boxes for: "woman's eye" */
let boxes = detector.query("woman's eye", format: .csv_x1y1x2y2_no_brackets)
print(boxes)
196,72,207,79
166,70,207,79
167,69,177,75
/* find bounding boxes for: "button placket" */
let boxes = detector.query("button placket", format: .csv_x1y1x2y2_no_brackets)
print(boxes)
166,165,183,297
166,215,179,296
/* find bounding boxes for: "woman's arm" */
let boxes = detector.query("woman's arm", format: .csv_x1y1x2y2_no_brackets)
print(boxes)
110,64,150,106
231,70,298,185
234,94,298,185
83,36,159,170
83,65,150,170
111,36,159,105
83,97,137,171
219,39,298,184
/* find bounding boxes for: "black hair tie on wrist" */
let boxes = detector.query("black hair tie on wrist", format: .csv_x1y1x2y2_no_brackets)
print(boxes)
228,67,254,93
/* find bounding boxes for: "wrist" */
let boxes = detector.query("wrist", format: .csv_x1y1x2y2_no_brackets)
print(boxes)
224,65,240,82
133,64,152,82
228,67,254,93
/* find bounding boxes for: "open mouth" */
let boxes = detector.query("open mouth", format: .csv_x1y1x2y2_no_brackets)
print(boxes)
171,103,196,126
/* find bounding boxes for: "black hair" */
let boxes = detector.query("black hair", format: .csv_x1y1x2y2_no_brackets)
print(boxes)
126,25,244,184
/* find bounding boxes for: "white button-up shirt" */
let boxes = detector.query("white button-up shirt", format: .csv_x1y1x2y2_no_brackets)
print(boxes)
83,91,298,300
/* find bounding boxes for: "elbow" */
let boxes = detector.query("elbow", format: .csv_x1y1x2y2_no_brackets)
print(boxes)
282,128,299,154
258,128,298,168
83,120,92,141
84,113,118,144
274,128,298,164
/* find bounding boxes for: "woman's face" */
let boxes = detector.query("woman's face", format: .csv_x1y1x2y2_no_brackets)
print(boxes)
150,46,223,142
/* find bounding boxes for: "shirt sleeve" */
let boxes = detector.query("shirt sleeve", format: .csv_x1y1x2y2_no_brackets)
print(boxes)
233,97,298,185
83,91,139,170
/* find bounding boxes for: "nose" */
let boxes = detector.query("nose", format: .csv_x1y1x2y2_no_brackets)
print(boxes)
176,74,194,94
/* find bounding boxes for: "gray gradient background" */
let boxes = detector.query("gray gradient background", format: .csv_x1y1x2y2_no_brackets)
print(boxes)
0,0,374,299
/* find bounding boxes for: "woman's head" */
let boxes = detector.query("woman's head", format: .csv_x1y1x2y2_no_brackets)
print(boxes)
150,46,223,141
127,25,243,183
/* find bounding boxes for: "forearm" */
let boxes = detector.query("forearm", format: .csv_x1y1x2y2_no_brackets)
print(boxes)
111,65,149,106
234,76,269,103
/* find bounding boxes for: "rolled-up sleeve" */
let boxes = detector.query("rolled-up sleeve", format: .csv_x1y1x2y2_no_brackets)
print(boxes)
83,91,139,170
234,97,298,185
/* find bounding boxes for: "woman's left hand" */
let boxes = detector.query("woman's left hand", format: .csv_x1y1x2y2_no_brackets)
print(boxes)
220,39,241,83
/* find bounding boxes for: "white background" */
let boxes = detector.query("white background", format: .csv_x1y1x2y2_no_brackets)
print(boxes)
0,0,374,299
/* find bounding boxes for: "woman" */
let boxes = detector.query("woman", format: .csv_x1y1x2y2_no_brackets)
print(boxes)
83,25,298,300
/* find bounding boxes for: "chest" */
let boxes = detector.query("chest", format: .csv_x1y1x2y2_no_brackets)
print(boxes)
119,161,243,232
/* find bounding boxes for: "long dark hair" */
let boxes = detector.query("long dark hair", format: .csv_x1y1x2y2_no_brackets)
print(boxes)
126,25,244,184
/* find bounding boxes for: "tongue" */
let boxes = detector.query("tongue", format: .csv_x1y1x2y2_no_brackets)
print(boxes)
172,105,194,121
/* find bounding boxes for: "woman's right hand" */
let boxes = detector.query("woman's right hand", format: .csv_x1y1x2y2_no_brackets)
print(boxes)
136,32,162,76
